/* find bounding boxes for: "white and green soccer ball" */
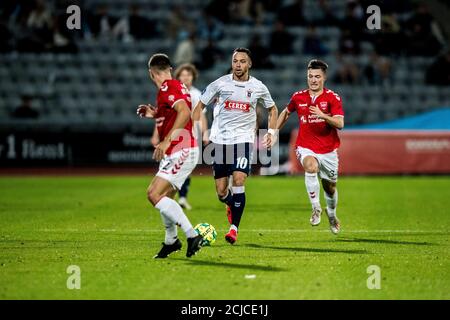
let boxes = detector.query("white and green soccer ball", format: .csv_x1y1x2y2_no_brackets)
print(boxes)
194,223,217,246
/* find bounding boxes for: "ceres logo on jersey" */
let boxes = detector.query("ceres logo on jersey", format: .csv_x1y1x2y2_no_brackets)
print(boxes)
168,95,175,102
224,100,250,112
320,101,328,109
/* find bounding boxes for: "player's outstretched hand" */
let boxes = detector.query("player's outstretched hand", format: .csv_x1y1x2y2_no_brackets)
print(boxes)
137,104,157,119
202,132,210,146
262,131,277,150
153,139,170,161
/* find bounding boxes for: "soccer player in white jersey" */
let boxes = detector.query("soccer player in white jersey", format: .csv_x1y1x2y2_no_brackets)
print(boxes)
192,48,279,244
276,59,344,234
151,63,208,211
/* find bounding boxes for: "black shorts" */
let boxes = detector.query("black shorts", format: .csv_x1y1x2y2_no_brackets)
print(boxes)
212,143,253,179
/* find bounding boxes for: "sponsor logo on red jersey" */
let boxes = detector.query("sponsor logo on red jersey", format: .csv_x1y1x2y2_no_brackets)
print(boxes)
224,100,250,112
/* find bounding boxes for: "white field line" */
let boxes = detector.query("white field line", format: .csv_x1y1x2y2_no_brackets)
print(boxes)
33,228,449,234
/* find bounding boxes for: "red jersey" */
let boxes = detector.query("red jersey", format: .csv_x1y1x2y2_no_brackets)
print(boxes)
287,87,344,154
155,79,197,155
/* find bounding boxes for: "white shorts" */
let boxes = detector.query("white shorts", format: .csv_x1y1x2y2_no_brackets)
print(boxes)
295,147,339,182
156,147,199,190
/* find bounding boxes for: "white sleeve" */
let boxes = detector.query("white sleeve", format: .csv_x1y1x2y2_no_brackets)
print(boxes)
200,79,220,106
258,83,275,109
190,87,201,110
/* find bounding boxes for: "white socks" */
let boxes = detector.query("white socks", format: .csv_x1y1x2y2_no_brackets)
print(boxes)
305,173,339,217
305,172,321,209
159,212,178,245
155,196,197,241
324,190,338,218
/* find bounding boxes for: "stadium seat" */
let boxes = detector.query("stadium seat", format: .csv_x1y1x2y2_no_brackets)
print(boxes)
0,0,445,129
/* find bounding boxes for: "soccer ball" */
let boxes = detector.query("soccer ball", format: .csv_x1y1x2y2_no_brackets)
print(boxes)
194,223,217,246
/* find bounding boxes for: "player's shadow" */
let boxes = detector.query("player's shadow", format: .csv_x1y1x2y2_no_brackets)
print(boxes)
243,243,368,254
335,237,436,246
172,258,287,272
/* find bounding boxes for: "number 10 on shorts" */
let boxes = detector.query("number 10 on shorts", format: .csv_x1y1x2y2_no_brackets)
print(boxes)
236,157,248,169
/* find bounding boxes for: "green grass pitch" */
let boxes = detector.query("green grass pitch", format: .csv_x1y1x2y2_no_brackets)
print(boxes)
0,175,449,299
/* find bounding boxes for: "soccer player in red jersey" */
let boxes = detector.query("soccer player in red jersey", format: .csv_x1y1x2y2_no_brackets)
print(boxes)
150,63,207,211
276,59,344,234
136,53,204,257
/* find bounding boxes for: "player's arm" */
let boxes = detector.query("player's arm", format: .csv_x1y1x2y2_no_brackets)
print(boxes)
262,105,279,149
137,104,160,146
191,100,206,140
151,125,160,147
309,105,344,129
200,111,209,144
276,107,292,131
153,100,191,161
267,105,278,130
191,100,205,122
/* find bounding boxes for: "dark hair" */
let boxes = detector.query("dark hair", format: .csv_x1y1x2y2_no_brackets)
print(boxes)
148,53,171,70
174,63,199,82
307,59,328,73
233,47,252,60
